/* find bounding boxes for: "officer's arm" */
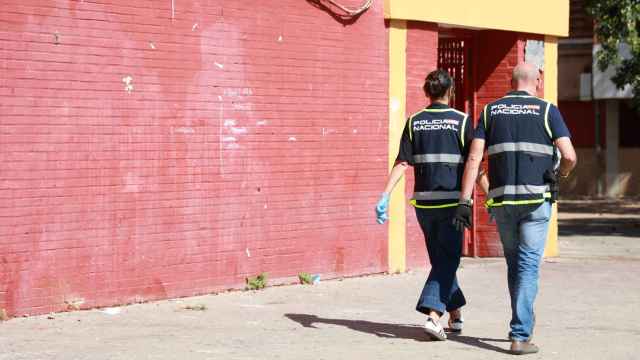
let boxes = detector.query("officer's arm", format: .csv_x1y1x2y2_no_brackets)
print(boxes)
382,161,409,195
476,169,490,195
555,137,577,177
459,138,486,201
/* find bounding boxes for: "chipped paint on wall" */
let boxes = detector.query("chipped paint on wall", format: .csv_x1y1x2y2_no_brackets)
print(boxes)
122,76,134,94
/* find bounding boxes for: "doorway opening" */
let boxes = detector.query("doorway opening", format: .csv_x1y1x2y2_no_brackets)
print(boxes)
437,29,479,257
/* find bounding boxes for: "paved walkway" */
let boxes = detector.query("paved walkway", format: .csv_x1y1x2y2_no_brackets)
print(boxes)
1,200,639,359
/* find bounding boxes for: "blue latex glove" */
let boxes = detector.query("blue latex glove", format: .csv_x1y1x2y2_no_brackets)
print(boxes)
375,193,390,224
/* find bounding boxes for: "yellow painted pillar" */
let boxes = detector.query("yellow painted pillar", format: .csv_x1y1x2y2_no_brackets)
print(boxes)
387,19,407,273
543,35,559,257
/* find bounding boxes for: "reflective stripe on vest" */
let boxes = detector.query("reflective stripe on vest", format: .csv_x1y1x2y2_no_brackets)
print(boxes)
412,153,463,164
488,185,550,199
487,192,552,207
488,142,554,156
410,199,459,209
413,190,460,201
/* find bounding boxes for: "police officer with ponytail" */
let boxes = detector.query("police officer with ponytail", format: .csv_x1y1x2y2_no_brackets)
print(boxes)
376,69,487,341
454,63,577,355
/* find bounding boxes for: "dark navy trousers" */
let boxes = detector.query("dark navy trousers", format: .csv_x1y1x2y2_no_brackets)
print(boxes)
415,207,467,315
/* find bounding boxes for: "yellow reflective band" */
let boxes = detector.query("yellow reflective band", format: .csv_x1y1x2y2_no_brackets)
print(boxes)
460,114,468,147
486,192,551,207
484,198,495,208
543,102,552,139
407,109,428,142
502,95,536,99
409,115,414,142
483,104,488,130
423,108,454,112
410,199,459,209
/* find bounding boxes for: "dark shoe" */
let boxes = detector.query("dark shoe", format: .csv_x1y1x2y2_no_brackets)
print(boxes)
509,340,539,355
447,316,464,333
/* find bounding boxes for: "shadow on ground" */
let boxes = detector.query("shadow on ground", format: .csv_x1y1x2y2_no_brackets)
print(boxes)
559,199,640,215
559,218,640,237
285,313,511,354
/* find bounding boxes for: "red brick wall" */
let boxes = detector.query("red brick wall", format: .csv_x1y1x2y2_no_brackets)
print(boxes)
404,21,438,269
0,0,389,316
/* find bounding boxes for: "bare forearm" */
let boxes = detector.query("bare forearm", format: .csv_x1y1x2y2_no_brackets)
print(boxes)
383,162,409,194
460,159,481,200
459,139,485,200
556,137,577,176
476,171,489,195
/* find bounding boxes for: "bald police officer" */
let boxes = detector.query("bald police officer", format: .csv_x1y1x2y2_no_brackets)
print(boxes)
454,63,577,355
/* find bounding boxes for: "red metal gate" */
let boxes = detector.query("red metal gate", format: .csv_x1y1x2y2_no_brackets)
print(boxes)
437,37,472,114
438,32,502,257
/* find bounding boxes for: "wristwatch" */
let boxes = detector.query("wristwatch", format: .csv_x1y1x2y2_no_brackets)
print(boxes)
459,198,473,206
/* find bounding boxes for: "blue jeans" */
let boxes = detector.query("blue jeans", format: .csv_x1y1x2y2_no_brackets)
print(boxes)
415,207,466,315
491,202,551,341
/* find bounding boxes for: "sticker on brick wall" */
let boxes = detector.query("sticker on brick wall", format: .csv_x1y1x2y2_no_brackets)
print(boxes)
525,40,545,71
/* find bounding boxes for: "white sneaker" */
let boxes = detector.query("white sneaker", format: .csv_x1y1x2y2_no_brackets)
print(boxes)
424,316,447,341
448,316,464,333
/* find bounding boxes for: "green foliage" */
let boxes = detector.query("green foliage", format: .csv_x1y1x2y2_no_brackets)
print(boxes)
246,273,268,290
298,272,313,285
586,0,640,107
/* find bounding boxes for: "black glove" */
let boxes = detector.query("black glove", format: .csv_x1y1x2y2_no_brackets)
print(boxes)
452,204,472,232
543,169,559,203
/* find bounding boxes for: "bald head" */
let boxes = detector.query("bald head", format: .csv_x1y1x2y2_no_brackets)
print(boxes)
512,62,540,95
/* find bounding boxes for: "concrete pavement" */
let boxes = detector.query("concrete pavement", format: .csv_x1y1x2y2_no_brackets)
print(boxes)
1,200,639,360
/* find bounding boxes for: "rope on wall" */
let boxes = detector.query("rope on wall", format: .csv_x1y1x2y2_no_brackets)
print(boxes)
319,0,373,17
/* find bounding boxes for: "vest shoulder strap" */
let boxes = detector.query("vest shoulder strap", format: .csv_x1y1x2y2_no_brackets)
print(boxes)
542,100,552,139
459,114,469,147
407,109,427,142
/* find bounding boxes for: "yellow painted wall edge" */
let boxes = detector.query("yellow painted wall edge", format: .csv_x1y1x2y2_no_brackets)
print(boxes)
543,36,560,257
387,19,407,273
384,0,569,37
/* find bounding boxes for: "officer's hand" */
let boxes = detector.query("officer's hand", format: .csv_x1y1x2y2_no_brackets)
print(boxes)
452,203,472,231
543,169,559,203
375,193,390,224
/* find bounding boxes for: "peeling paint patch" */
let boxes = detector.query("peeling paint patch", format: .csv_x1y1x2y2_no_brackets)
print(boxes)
230,127,247,135
223,119,236,127
256,120,268,126
222,136,236,142
224,88,253,97
214,62,224,69
149,42,156,49
218,95,223,101
225,143,240,149
278,35,283,42
245,248,251,257
288,136,297,141
174,127,195,134
322,128,336,136
233,103,252,111
192,23,199,31
122,76,133,94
